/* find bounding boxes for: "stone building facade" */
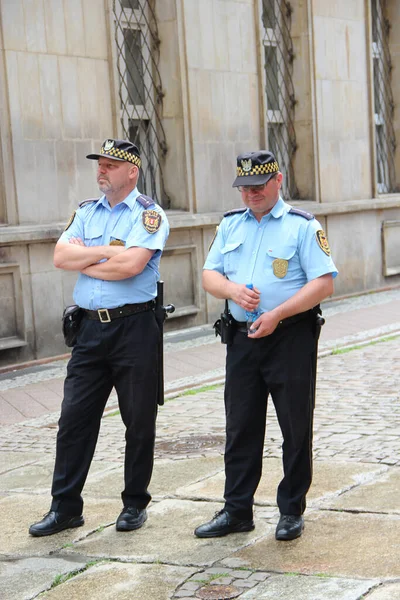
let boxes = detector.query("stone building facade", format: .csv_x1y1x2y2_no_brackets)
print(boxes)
0,0,399,365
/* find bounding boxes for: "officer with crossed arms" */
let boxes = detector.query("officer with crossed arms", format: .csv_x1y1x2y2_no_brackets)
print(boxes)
29,139,169,537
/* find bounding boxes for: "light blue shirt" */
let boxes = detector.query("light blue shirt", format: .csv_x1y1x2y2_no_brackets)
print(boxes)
59,188,169,309
204,197,338,321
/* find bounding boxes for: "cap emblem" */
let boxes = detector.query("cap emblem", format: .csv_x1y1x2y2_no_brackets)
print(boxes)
241,159,252,172
103,139,115,151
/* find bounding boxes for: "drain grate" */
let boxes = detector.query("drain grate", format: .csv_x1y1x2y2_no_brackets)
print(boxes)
155,435,225,456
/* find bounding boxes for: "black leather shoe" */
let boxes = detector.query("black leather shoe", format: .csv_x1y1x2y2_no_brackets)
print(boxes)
29,511,84,537
194,509,255,538
275,514,304,541
116,507,147,532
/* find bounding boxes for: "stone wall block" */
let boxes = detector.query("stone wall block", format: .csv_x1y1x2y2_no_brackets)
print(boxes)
158,21,182,118
18,52,43,140
160,118,188,210
213,1,230,71
236,1,257,74
1,2,26,51
155,0,177,22
24,0,47,53
31,268,65,357
312,0,364,21
75,141,99,201
64,0,86,57
184,0,202,69
35,141,59,223
314,17,348,81
292,120,315,199
55,140,78,219
59,56,82,139
193,141,210,209
13,140,38,223
44,0,67,55
198,0,216,70
94,62,113,141
338,139,372,200
38,54,62,139
82,0,108,59
5,52,23,140
223,73,240,143
78,58,101,139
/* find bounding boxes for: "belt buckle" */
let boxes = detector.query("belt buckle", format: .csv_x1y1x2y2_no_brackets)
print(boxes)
98,308,111,323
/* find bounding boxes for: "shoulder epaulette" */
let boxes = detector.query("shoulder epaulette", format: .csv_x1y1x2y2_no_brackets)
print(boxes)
289,207,314,221
79,198,98,208
137,194,156,208
223,208,247,217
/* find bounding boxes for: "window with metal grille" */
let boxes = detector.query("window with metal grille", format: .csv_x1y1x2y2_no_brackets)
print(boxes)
261,0,298,200
371,0,396,193
113,0,170,206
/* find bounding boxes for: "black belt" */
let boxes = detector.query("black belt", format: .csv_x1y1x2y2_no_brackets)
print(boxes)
234,310,313,334
83,300,155,323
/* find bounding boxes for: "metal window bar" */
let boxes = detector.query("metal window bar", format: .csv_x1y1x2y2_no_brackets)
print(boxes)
262,0,298,200
371,0,396,193
113,0,171,207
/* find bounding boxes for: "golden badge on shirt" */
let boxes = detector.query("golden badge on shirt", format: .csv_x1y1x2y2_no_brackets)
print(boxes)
272,258,288,278
109,239,125,246
142,209,161,234
316,229,331,256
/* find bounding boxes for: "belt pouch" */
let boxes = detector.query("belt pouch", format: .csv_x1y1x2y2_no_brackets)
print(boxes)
62,305,83,347
213,300,234,345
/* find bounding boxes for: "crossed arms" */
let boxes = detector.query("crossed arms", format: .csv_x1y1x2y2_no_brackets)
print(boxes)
54,238,154,281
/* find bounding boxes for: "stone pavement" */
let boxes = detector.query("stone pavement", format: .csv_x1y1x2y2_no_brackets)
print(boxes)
0,288,399,599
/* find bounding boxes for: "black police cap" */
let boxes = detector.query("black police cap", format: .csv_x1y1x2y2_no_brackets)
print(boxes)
232,150,279,187
86,139,141,168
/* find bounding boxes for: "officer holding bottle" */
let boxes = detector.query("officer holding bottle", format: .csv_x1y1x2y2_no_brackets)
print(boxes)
195,150,337,541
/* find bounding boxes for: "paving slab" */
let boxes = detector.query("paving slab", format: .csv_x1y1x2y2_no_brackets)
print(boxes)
63,500,268,567
0,555,87,600
240,574,378,600
228,511,400,579
83,456,224,499
177,458,386,505
0,451,44,473
0,459,120,493
39,562,197,600
0,495,121,557
326,466,400,513
366,582,400,599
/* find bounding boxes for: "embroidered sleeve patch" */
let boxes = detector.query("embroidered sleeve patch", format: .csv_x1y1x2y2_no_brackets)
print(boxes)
64,211,76,231
209,226,219,251
316,230,331,256
142,209,161,234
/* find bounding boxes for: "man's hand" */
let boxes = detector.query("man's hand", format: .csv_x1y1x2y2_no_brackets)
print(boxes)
247,311,281,338
230,283,261,313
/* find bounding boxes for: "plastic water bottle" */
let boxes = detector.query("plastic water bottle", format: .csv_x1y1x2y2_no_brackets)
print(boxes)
245,283,260,332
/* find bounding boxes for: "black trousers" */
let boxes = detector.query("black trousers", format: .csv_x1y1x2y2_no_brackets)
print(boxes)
223,317,316,519
50,310,159,515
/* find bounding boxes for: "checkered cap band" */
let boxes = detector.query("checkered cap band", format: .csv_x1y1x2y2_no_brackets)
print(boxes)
236,161,279,177
101,146,142,168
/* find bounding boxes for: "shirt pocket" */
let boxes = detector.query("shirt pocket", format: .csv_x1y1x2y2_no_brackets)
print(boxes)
266,242,298,277
83,225,103,247
221,239,244,275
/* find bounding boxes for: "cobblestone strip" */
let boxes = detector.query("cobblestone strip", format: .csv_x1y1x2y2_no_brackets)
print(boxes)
0,338,399,466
